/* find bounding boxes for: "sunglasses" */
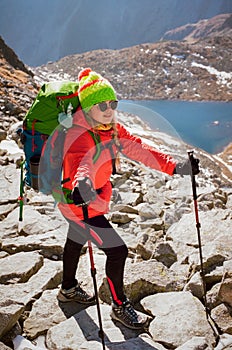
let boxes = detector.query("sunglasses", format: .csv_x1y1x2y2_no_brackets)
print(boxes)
96,100,118,112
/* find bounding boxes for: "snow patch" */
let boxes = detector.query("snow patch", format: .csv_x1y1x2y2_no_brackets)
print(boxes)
191,62,232,86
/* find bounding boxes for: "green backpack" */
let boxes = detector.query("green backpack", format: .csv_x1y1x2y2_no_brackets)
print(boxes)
21,80,80,191
24,80,80,134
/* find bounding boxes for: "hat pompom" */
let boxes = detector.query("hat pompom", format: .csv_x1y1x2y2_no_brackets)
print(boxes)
78,68,92,81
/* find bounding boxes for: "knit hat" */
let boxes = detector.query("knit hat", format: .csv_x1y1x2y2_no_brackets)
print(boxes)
78,68,117,111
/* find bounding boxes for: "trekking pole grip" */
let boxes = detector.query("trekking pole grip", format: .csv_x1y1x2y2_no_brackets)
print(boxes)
187,150,197,200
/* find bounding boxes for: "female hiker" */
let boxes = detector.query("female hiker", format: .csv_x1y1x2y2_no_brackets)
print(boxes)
57,68,199,329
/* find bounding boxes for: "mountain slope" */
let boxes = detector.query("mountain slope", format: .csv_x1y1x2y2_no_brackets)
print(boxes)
0,0,231,66
162,13,232,41
33,36,232,102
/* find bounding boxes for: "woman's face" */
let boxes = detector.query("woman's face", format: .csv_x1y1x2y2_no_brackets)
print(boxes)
87,100,118,125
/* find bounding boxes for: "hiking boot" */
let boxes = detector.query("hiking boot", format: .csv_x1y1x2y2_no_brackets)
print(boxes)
57,283,95,304
110,300,149,330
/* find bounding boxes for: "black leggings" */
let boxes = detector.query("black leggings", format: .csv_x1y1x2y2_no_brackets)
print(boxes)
62,215,128,305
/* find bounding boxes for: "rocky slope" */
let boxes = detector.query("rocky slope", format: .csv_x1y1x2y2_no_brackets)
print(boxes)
0,33,232,350
33,36,232,102
0,110,232,349
0,37,38,139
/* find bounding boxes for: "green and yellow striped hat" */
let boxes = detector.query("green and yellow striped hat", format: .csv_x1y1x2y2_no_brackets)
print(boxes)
78,68,117,111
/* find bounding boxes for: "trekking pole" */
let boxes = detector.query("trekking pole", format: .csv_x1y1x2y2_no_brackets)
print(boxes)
188,150,221,342
82,204,106,350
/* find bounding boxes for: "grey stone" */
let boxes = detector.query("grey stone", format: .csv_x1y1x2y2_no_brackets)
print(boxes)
0,251,43,284
141,292,215,348
211,304,232,335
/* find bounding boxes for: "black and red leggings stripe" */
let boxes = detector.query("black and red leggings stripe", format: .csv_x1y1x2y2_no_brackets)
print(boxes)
62,215,128,305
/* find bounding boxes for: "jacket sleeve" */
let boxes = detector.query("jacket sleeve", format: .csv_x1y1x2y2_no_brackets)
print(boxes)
117,124,176,175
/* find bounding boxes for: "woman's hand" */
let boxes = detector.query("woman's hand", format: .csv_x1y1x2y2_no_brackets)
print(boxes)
72,177,96,205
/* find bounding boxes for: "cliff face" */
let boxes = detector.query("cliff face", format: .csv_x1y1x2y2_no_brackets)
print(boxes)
0,36,38,127
0,37,33,76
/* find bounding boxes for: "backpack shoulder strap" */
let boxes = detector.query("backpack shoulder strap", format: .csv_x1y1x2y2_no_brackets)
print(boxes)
87,130,121,174
87,130,102,163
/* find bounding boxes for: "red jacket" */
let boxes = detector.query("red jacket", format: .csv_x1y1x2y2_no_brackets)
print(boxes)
58,107,176,221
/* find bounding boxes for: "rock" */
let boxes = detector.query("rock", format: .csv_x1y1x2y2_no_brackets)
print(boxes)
0,342,13,350
119,191,143,206
141,291,215,348
175,336,211,349
0,251,8,259
0,205,67,258
184,272,205,299
136,232,177,267
135,202,163,219
211,304,232,335
79,334,167,349
0,259,62,338
166,209,232,248
218,277,232,307
0,301,25,340
223,259,232,277
1,229,66,258
189,233,232,273
151,242,177,268
207,283,222,310
23,289,67,339
214,333,232,350
167,209,232,273
111,203,138,214
110,211,135,224
123,260,183,304
169,261,191,285
0,322,22,348
205,266,225,285
0,129,7,141
46,304,148,350
0,202,18,220
13,335,46,350
111,172,132,188
137,217,164,231
163,210,180,228
0,164,20,204
0,140,24,163
136,230,164,260
0,251,43,284
198,189,228,209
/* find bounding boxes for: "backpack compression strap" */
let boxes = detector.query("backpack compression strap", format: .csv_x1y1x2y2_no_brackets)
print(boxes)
56,92,79,101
